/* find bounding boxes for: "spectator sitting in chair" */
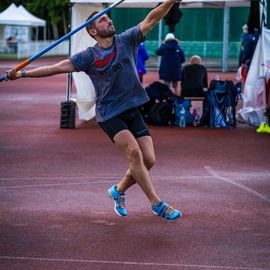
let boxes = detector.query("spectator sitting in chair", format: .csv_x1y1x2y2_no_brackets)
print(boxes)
181,55,208,98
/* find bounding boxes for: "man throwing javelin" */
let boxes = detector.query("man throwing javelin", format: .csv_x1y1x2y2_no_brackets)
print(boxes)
7,0,182,221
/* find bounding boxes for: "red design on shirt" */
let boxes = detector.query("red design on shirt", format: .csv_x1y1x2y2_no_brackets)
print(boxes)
95,49,117,68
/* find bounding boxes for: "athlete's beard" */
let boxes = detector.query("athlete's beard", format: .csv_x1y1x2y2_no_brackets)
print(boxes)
97,26,115,38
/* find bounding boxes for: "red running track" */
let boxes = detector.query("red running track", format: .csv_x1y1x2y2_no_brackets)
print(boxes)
0,59,270,270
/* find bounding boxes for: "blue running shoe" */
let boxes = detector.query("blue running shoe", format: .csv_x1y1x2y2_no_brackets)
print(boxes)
152,200,182,220
107,185,127,217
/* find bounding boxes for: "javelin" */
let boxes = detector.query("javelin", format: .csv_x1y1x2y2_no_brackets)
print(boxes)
0,0,126,82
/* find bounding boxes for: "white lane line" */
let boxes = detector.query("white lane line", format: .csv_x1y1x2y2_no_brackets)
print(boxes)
217,172,270,180
0,256,268,270
0,175,212,181
0,176,213,189
205,166,270,203
0,181,112,189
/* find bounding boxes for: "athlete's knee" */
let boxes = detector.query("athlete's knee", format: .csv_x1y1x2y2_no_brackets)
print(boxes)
127,145,143,164
144,155,155,170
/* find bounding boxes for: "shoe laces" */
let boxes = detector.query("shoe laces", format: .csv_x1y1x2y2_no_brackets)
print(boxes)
118,194,125,209
165,205,175,216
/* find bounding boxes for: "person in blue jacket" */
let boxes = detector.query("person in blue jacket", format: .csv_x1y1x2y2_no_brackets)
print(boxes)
137,42,149,83
156,33,185,96
239,24,251,68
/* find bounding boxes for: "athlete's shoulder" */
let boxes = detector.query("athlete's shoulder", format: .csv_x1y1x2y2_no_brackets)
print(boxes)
117,25,140,40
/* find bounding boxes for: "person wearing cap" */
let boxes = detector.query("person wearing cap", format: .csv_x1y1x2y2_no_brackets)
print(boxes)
156,32,185,96
239,24,251,68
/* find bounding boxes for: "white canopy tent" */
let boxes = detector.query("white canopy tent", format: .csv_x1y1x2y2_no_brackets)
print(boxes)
0,3,46,41
69,0,251,120
237,0,269,126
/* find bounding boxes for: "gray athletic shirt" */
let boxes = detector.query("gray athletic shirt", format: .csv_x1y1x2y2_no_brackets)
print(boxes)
70,25,149,122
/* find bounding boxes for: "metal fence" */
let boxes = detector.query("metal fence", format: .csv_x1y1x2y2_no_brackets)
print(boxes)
0,40,69,59
145,40,240,70
0,39,240,70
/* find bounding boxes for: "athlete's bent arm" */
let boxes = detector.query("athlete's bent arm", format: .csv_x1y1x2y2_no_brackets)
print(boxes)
7,59,76,80
140,0,181,36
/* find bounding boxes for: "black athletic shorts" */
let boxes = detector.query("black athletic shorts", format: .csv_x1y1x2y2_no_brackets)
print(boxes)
98,108,151,142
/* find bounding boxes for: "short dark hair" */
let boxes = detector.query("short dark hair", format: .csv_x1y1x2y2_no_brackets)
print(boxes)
85,11,99,33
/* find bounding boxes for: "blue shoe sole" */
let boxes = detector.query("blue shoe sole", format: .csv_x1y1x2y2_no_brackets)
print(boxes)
152,210,182,221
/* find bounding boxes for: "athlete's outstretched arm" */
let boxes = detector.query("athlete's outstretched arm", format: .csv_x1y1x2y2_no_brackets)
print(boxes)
7,59,76,80
140,0,181,36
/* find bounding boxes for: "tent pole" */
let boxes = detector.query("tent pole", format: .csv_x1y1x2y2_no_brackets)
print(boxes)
61,2,76,129
36,27,39,41
222,6,230,72
66,2,73,103
158,20,162,69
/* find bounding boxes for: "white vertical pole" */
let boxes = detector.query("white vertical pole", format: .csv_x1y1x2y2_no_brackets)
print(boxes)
66,3,73,102
158,20,162,69
222,6,230,72
43,26,46,41
260,0,267,122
